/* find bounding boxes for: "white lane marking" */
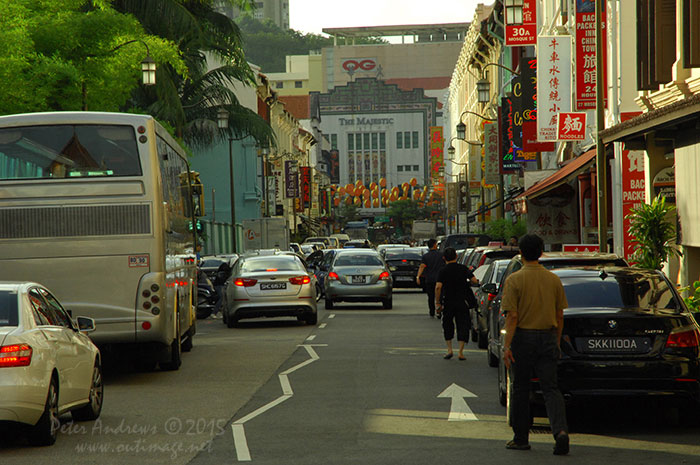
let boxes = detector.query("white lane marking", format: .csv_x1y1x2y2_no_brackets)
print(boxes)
231,345,320,461
437,383,478,421
319,323,327,329
328,314,336,319
305,335,316,341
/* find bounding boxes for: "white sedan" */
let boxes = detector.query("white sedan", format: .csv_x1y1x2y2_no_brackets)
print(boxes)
0,282,103,446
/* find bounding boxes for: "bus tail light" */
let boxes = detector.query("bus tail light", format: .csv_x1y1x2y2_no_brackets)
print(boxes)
0,344,32,367
234,278,258,287
289,276,311,285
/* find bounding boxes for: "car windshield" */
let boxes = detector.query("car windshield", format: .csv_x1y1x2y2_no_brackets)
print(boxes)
241,257,304,273
0,290,19,326
385,250,422,260
0,124,142,179
561,274,680,312
201,259,225,268
335,255,383,267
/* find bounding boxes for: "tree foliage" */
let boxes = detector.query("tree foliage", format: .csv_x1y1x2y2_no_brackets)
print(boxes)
236,15,385,73
625,195,680,270
387,200,430,231
485,218,527,242
337,203,361,227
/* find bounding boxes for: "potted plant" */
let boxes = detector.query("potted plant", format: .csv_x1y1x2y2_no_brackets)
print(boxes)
625,194,680,270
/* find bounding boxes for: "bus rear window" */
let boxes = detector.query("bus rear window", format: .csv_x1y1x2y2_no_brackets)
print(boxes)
0,125,142,179
0,291,19,326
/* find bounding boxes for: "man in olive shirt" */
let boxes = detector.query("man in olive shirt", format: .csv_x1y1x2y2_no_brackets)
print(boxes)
501,234,569,455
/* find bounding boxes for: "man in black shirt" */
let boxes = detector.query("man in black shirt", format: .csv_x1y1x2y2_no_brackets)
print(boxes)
416,238,444,317
435,247,479,359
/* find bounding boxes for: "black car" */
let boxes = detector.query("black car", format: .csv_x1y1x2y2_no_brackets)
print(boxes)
496,266,700,421
471,258,511,352
487,252,630,374
384,248,423,288
461,246,519,271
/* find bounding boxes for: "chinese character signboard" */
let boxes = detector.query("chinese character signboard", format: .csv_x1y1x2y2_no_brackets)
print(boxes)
469,144,482,187
537,35,572,142
505,0,537,46
520,58,556,152
447,182,458,215
483,122,500,185
299,166,311,208
284,161,298,198
266,177,276,217
429,126,444,179
526,193,579,243
500,99,519,173
575,0,607,110
557,112,587,140
620,112,644,261
458,181,469,211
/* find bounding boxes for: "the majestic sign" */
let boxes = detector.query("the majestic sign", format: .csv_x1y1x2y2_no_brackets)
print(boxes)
505,0,537,46
575,0,607,110
429,126,444,180
537,35,573,142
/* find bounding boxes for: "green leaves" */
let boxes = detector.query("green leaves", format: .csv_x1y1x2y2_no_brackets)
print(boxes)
625,194,679,270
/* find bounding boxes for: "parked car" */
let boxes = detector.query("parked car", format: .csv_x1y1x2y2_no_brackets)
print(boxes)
488,252,630,376
440,233,491,251
461,246,519,272
384,248,423,288
0,282,102,446
199,256,229,279
343,240,371,248
470,259,511,352
326,237,341,249
324,249,393,309
300,244,316,257
222,253,317,327
304,236,332,248
290,243,302,255
306,249,339,298
376,244,408,258
331,233,351,247
495,266,700,423
306,241,326,251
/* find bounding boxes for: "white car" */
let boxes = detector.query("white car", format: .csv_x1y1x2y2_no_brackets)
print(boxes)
0,282,103,446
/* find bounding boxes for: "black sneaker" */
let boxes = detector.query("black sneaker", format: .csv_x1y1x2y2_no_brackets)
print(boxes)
553,432,569,455
505,440,531,450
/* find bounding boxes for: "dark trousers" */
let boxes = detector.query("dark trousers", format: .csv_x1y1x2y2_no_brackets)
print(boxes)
425,281,436,316
441,304,469,341
511,328,568,444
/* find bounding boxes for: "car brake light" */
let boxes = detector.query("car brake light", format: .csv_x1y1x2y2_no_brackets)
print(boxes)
0,344,32,367
487,293,497,301
327,272,339,281
379,271,391,280
402,259,408,262
666,327,700,348
265,269,278,272
234,278,258,287
289,276,311,285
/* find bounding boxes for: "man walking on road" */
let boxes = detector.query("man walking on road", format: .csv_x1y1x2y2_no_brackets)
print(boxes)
416,238,444,318
502,234,569,455
434,247,479,359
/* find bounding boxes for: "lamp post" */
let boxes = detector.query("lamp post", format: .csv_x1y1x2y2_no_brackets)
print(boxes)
217,108,237,253
260,143,270,217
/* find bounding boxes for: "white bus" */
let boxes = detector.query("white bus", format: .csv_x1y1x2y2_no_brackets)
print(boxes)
0,112,199,370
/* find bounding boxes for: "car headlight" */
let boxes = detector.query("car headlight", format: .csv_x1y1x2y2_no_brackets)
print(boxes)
389,266,397,271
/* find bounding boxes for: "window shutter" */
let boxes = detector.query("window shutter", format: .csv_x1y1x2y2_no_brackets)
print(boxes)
653,0,677,84
683,0,700,67
637,0,657,90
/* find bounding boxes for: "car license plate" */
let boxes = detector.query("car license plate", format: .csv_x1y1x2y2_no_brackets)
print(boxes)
260,282,287,290
576,337,651,354
396,276,413,281
351,275,366,284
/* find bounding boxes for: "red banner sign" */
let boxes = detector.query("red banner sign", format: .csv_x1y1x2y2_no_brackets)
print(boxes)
505,0,537,46
557,112,587,140
575,0,607,110
429,126,444,179
620,111,644,261
300,166,311,208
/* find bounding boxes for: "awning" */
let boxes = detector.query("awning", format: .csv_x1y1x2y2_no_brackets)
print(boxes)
513,148,596,213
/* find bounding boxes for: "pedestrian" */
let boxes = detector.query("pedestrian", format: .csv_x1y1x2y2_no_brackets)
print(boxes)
434,247,479,360
501,234,569,455
507,235,519,247
415,238,444,318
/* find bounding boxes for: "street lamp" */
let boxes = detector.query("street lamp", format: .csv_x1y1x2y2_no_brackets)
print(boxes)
217,108,238,253
476,62,520,105
140,54,156,86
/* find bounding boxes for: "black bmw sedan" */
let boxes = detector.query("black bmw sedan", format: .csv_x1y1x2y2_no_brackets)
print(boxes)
384,248,423,288
497,266,700,419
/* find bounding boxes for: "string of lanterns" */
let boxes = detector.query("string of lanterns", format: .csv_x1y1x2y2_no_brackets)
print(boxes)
328,177,445,209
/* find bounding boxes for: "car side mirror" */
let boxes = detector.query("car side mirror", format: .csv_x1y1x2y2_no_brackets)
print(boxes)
76,316,96,333
481,283,497,294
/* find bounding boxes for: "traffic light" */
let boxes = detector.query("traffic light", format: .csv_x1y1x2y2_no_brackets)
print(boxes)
188,220,203,233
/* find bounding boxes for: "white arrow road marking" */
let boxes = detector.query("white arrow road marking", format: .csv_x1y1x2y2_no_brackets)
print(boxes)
437,383,478,421
319,323,327,329
231,345,320,461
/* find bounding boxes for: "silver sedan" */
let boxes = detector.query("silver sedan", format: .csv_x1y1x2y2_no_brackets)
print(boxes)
324,250,393,309
222,254,317,327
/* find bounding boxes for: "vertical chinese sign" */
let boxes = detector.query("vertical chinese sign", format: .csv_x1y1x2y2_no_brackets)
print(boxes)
299,166,311,209
284,161,298,198
483,122,500,185
575,0,607,110
620,112,644,261
500,97,519,173
429,126,444,180
504,0,537,46
537,35,572,142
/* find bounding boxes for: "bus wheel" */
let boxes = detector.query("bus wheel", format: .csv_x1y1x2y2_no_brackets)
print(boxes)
181,329,193,352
